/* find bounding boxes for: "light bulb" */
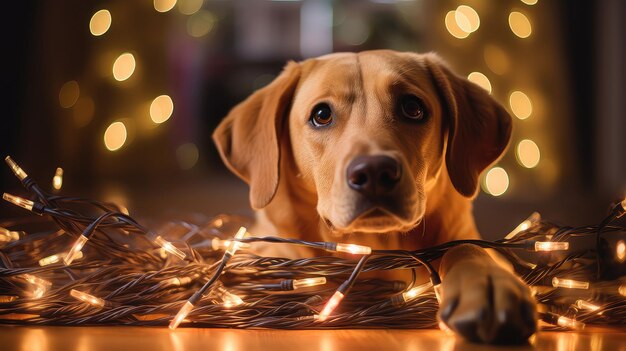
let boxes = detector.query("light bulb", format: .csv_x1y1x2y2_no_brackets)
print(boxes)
0,227,23,242
433,283,443,303
505,212,541,239
70,289,105,308
618,285,626,296
335,243,372,255
557,315,585,330
169,300,195,330
575,300,601,312
52,167,63,190
0,295,18,303
292,277,327,290
211,237,250,251
154,236,186,260
401,281,433,302
64,235,89,265
21,274,51,298
4,156,28,181
225,227,247,256
214,285,244,307
534,241,569,252
39,251,83,266
3,193,35,212
317,291,345,322
552,277,589,290
162,276,194,287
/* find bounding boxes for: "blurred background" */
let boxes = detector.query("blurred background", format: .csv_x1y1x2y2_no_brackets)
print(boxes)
1,0,624,240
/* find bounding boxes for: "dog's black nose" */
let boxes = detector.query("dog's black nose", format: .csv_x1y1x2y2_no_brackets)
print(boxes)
347,155,402,198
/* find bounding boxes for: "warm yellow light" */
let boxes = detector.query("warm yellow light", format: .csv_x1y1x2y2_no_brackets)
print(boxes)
211,238,250,251
39,251,83,266
59,81,80,108
178,0,203,15
552,277,589,290
401,281,433,302
619,285,626,296
89,9,112,36
176,143,199,170
317,291,344,322
293,277,327,290
169,300,194,330
517,139,541,168
21,274,51,298
187,10,217,38
214,286,244,308
70,289,105,308
455,5,479,33
5,156,28,181
444,11,469,39
52,167,63,190
104,121,127,152
617,240,626,262
150,95,174,124
154,236,187,260
225,227,248,256
0,295,18,303
505,212,541,239
64,235,89,266
484,167,509,196
557,315,585,330
112,53,136,81
575,300,601,312
467,72,492,94
534,241,569,252
3,193,35,212
335,243,372,255
154,0,177,13
509,11,532,38
162,276,194,287
509,91,533,119
0,227,23,242
521,0,538,5
483,45,510,75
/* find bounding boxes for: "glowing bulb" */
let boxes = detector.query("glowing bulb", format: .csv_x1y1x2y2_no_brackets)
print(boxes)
484,167,509,196
557,315,585,330
154,0,177,13
505,212,541,239
169,300,194,330
617,240,626,262
401,281,433,302
293,277,327,290
64,235,89,266
534,241,569,252
335,243,372,255
521,0,538,4
214,286,244,307
467,72,492,94
444,11,469,39
517,139,541,168
0,296,18,303
509,11,532,38
455,5,479,33
509,91,533,119
211,238,251,251
552,277,589,290
39,251,83,266
112,53,136,81
21,274,51,298
0,227,23,242
70,289,105,308
433,284,443,303
5,156,28,181
150,95,174,124
52,167,63,190
162,276,193,287
575,300,601,312
619,285,626,296
154,236,186,260
225,227,247,256
89,9,112,36
104,121,127,151
3,193,35,212
317,291,345,322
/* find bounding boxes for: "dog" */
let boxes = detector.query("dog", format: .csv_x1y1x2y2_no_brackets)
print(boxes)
213,50,537,344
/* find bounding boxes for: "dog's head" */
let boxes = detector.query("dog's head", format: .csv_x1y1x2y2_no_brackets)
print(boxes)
214,51,511,234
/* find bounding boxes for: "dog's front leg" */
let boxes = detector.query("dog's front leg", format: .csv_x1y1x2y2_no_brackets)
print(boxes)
437,244,537,344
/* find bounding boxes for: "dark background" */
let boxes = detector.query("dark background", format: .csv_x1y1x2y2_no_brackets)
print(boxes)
1,0,625,240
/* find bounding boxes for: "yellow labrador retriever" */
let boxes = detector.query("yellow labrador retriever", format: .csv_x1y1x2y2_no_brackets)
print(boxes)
213,50,536,344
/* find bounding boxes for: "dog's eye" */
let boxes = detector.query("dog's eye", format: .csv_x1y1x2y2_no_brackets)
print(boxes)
399,95,427,121
310,103,333,127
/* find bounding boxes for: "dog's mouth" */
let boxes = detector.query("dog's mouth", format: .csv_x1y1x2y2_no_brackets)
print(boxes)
324,206,421,234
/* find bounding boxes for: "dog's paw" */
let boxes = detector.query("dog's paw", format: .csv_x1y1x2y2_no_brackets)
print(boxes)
438,261,537,344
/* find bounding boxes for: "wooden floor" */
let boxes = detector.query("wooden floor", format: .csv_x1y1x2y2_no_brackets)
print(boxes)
1,327,624,351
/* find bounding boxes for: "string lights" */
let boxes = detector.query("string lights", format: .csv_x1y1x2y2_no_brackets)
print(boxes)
0,157,624,332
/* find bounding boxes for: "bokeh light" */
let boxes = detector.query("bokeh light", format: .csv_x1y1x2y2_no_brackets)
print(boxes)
154,0,177,13
73,97,95,127
178,0,203,15
176,143,199,170
617,240,626,262
509,11,532,38
112,53,136,81
483,45,510,75
186,10,216,38
484,167,509,196
467,72,492,94
516,139,541,168
521,0,539,5
89,10,111,36
150,95,174,124
445,11,469,39
455,5,480,33
509,91,533,119
59,81,80,108
104,121,127,152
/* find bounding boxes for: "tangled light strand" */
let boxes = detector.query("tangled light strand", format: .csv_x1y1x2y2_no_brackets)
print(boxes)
0,157,625,330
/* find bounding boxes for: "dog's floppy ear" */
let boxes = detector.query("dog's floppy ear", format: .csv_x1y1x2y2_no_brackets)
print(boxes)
424,54,512,198
213,62,301,209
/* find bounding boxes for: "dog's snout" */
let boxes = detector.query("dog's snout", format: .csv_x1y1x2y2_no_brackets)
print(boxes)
346,155,402,198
